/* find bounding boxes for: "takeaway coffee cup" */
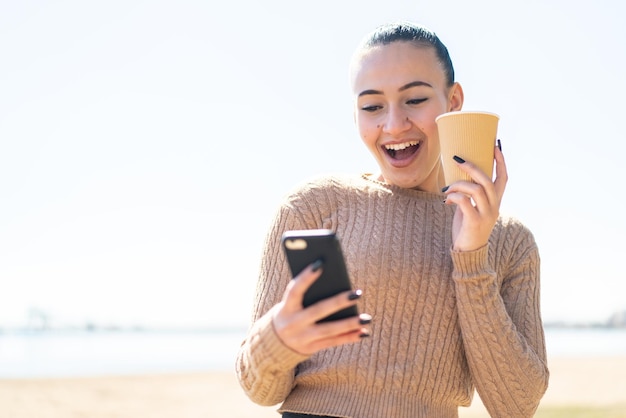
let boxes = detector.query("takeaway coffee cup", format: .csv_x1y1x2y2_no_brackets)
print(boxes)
436,111,500,184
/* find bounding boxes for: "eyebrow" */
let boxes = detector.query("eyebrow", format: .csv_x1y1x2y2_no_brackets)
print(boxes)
358,80,433,97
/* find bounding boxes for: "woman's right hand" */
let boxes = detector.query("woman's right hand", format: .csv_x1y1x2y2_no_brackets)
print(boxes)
272,260,371,356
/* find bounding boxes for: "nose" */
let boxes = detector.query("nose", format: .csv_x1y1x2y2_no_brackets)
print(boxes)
382,106,411,135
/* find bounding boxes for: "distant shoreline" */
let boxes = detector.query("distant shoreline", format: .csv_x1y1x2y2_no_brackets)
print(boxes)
1,327,624,379
1,321,626,335
0,325,249,335
543,321,626,329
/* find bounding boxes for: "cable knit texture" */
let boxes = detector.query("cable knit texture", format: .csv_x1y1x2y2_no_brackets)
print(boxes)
236,173,549,418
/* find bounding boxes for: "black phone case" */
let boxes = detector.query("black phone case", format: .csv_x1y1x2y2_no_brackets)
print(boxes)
281,229,358,322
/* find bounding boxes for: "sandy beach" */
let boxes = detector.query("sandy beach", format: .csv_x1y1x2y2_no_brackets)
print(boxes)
1,356,625,417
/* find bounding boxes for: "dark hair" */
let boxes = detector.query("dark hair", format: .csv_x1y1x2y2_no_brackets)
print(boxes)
359,22,455,87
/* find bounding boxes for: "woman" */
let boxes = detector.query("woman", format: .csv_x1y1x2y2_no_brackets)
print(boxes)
236,21,549,418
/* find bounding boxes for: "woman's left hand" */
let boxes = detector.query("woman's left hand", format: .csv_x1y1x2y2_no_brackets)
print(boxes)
442,145,508,252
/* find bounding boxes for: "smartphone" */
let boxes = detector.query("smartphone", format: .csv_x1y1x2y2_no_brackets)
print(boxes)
281,229,358,322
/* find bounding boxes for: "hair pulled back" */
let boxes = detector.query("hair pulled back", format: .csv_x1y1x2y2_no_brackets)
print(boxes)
358,22,455,87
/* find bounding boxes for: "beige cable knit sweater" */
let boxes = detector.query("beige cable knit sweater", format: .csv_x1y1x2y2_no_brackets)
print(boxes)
236,173,549,418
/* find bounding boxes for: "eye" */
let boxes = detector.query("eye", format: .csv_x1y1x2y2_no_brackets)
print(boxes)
361,105,382,112
407,98,427,105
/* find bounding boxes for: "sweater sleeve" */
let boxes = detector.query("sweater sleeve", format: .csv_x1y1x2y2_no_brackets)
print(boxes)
235,186,322,406
235,305,310,406
450,224,549,417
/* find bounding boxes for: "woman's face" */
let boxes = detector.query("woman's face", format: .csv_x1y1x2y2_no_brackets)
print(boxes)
351,42,463,192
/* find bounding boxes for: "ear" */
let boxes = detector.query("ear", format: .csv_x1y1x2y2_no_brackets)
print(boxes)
447,82,464,112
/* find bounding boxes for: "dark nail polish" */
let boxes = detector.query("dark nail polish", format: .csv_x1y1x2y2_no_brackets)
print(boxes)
453,155,465,164
441,185,449,193
359,331,371,338
348,289,362,301
359,314,372,325
497,139,502,152
311,259,323,272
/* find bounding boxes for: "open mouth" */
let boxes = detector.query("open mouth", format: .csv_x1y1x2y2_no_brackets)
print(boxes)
384,141,420,160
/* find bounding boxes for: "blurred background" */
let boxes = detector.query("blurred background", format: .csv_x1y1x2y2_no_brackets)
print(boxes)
1,0,625,378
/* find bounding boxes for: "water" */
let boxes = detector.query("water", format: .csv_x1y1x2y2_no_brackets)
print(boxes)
0,329,247,378
544,327,626,357
0,327,624,378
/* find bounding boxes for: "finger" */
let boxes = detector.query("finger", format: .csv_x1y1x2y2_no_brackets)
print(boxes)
306,288,363,324
444,181,483,207
443,191,479,220
298,313,372,351
311,313,371,339
282,260,324,312
453,155,492,186
443,178,494,219
448,155,497,209
304,328,370,353
493,145,508,200
297,329,363,354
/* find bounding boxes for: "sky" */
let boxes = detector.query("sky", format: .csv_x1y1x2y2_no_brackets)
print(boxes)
1,0,625,329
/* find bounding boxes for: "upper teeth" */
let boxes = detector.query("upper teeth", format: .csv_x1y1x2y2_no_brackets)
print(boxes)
385,141,418,151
